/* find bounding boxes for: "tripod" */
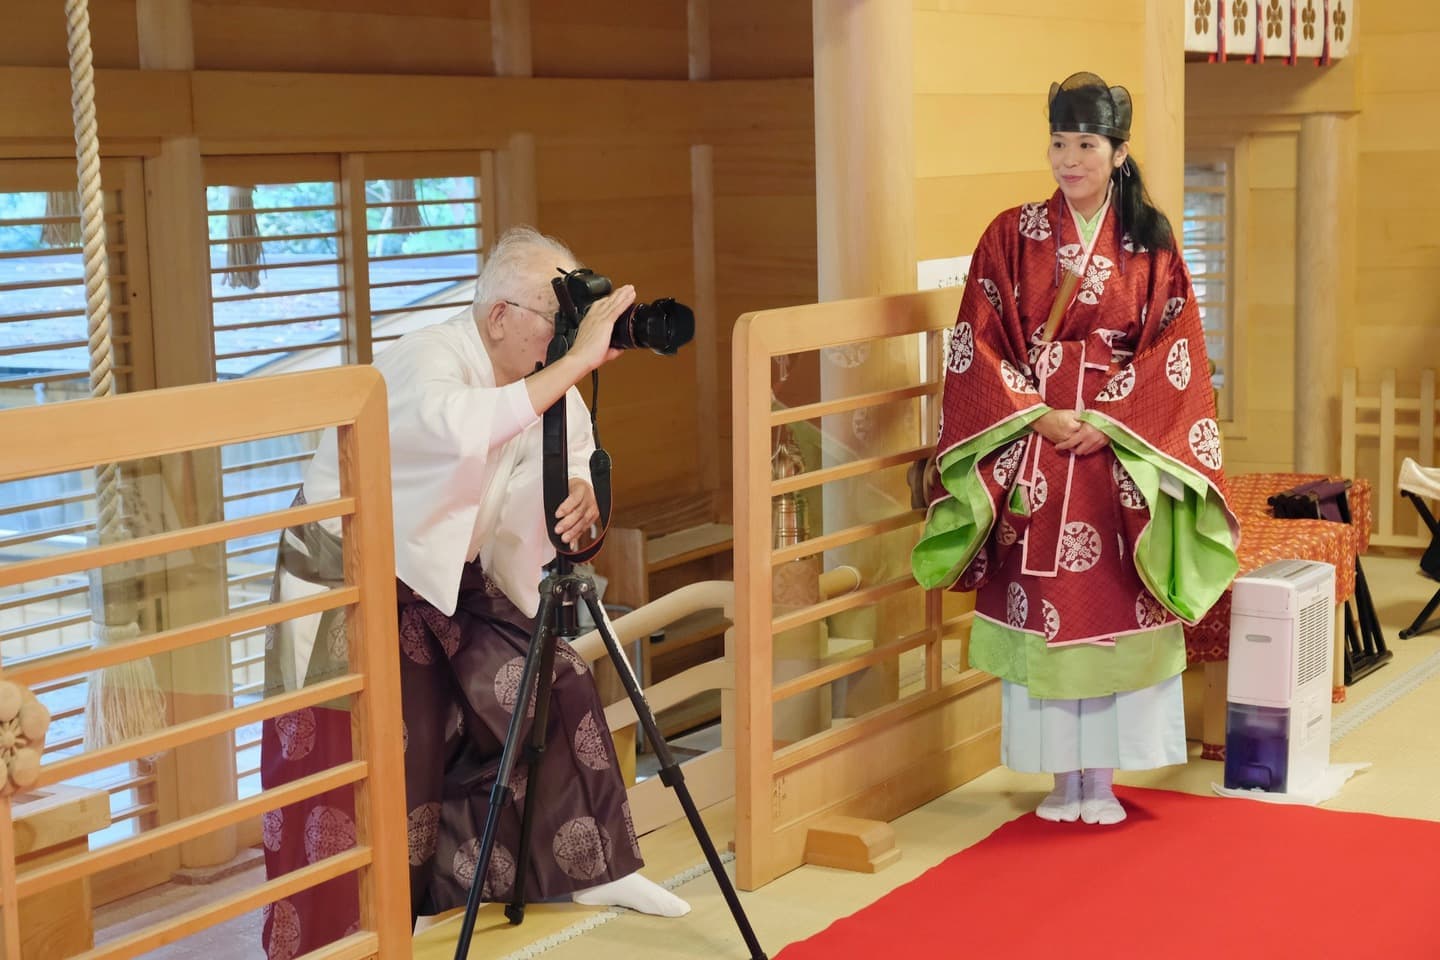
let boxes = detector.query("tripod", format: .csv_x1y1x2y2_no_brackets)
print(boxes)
452,269,765,958
450,556,767,959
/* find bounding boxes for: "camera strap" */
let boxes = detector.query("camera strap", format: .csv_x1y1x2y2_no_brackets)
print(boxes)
542,368,612,564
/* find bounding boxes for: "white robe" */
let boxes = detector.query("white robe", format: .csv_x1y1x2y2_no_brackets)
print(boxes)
302,306,595,619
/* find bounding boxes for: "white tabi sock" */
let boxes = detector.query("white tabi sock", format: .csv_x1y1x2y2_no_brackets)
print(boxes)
1081,767,1126,824
572,872,691,917
1035,770,1082,822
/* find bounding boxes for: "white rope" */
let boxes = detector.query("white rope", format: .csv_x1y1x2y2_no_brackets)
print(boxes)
64,0,165,750
65,0,122,534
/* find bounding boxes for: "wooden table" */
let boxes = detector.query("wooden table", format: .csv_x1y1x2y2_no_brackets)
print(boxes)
1183,473,1372,760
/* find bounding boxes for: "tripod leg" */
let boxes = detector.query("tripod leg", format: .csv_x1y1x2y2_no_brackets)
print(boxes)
1400,588,1440,640
505,622,561,926
1343,600,1362,686
582,590,769,960
1355,567,1382,656
453,588,558,960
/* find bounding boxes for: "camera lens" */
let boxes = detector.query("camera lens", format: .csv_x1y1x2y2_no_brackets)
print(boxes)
611,299,695,356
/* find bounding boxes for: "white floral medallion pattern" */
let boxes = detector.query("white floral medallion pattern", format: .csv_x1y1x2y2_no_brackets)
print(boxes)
980,278,1003,314
1058,522,1103,573
1158,297,1186,333
992,441,1026,487
553,817,613,881
1166,339,1192,390
948,322,975,375
304,805,356,864
1112,459,1146,510
1019,202,1052,241
1135,591,1170,629
999,360,1037,394
1041,599,1061,641
1188,418,1223,470
1006,582,1029,629
1094,365,1137,402
1077,254,1114,305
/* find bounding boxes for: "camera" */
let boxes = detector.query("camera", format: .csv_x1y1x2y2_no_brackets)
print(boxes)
551,268,695,356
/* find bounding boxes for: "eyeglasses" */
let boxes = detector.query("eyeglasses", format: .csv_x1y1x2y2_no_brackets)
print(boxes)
503,300,555,325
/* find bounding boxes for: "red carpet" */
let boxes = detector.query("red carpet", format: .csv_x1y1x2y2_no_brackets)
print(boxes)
776,787,1440,959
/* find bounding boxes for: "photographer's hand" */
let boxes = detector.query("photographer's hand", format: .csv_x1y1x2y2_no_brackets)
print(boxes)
523,285,634,416
571,285,633,371
554,477,599,549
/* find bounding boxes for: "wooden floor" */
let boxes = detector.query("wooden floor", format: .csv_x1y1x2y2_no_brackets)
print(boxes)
92,553,1440,959
416,552,1440,959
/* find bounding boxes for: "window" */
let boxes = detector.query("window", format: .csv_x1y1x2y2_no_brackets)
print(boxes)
0,159,157,845
364,169,484,355
203,153,489,796
1183,157,1234,422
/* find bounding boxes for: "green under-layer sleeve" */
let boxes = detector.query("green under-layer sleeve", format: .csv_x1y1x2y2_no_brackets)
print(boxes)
1080,411,1239,624
911,410,1048,590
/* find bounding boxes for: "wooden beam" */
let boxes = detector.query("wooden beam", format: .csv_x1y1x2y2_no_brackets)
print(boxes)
1185,59,1361,119
0,66,192,141
0,66,811,153
190,72,814,144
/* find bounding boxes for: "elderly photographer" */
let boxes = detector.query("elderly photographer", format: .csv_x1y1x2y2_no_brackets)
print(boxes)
258,226,687,960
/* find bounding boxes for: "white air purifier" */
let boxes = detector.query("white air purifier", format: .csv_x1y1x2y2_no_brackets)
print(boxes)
1223,559,1336,793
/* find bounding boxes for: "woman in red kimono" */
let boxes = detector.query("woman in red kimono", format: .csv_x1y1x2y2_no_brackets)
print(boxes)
913,72,1239,825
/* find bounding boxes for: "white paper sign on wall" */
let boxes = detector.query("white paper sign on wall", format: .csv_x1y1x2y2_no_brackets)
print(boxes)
917,255,971,292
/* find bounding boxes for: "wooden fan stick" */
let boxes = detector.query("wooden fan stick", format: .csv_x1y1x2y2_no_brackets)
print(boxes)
1041,267,1080,343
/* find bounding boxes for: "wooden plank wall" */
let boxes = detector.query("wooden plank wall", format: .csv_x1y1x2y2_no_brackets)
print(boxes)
1216,131,1300,475
1353,3,1440,384
710,1,816,511
1188,3,1440,481
192,0,496,74
4,1,141,68
1,0,817,513
913,0,1151,263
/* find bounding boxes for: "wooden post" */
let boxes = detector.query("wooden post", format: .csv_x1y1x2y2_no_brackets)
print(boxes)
1294,113,1356,474
490,0,532,78
813,0,914,299
689,1,721,500
138,0,238,870
812,0,917,716
1143,0,1186,228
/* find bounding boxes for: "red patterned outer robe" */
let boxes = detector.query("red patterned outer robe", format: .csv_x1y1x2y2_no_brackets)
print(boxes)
913,190,1239,649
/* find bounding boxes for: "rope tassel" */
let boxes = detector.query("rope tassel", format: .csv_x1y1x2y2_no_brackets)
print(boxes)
65,0,167,752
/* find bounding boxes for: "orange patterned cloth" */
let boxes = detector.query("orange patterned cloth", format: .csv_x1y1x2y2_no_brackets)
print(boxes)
1184,473,1371,664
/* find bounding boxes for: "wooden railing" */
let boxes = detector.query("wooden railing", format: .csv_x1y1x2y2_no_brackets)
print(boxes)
572,580,735,836
1342,368,1437,548
732,287,998,891
0,368,409,959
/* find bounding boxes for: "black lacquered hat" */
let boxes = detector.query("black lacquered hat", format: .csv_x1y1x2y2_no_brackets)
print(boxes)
1047,72,1132,141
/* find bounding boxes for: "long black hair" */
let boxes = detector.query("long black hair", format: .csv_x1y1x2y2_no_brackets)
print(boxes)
1107,139,1175,253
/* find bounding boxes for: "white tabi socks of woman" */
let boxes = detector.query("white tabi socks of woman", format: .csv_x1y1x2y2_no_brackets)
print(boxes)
1081,767,1126,824
572,871,691,916
1035,769,1082,822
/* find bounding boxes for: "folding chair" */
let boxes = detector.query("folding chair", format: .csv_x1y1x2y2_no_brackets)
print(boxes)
1398,458,1440,640
1268,478,1392,685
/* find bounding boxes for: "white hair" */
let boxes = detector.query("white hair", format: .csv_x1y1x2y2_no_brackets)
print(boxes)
474,225,578,307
